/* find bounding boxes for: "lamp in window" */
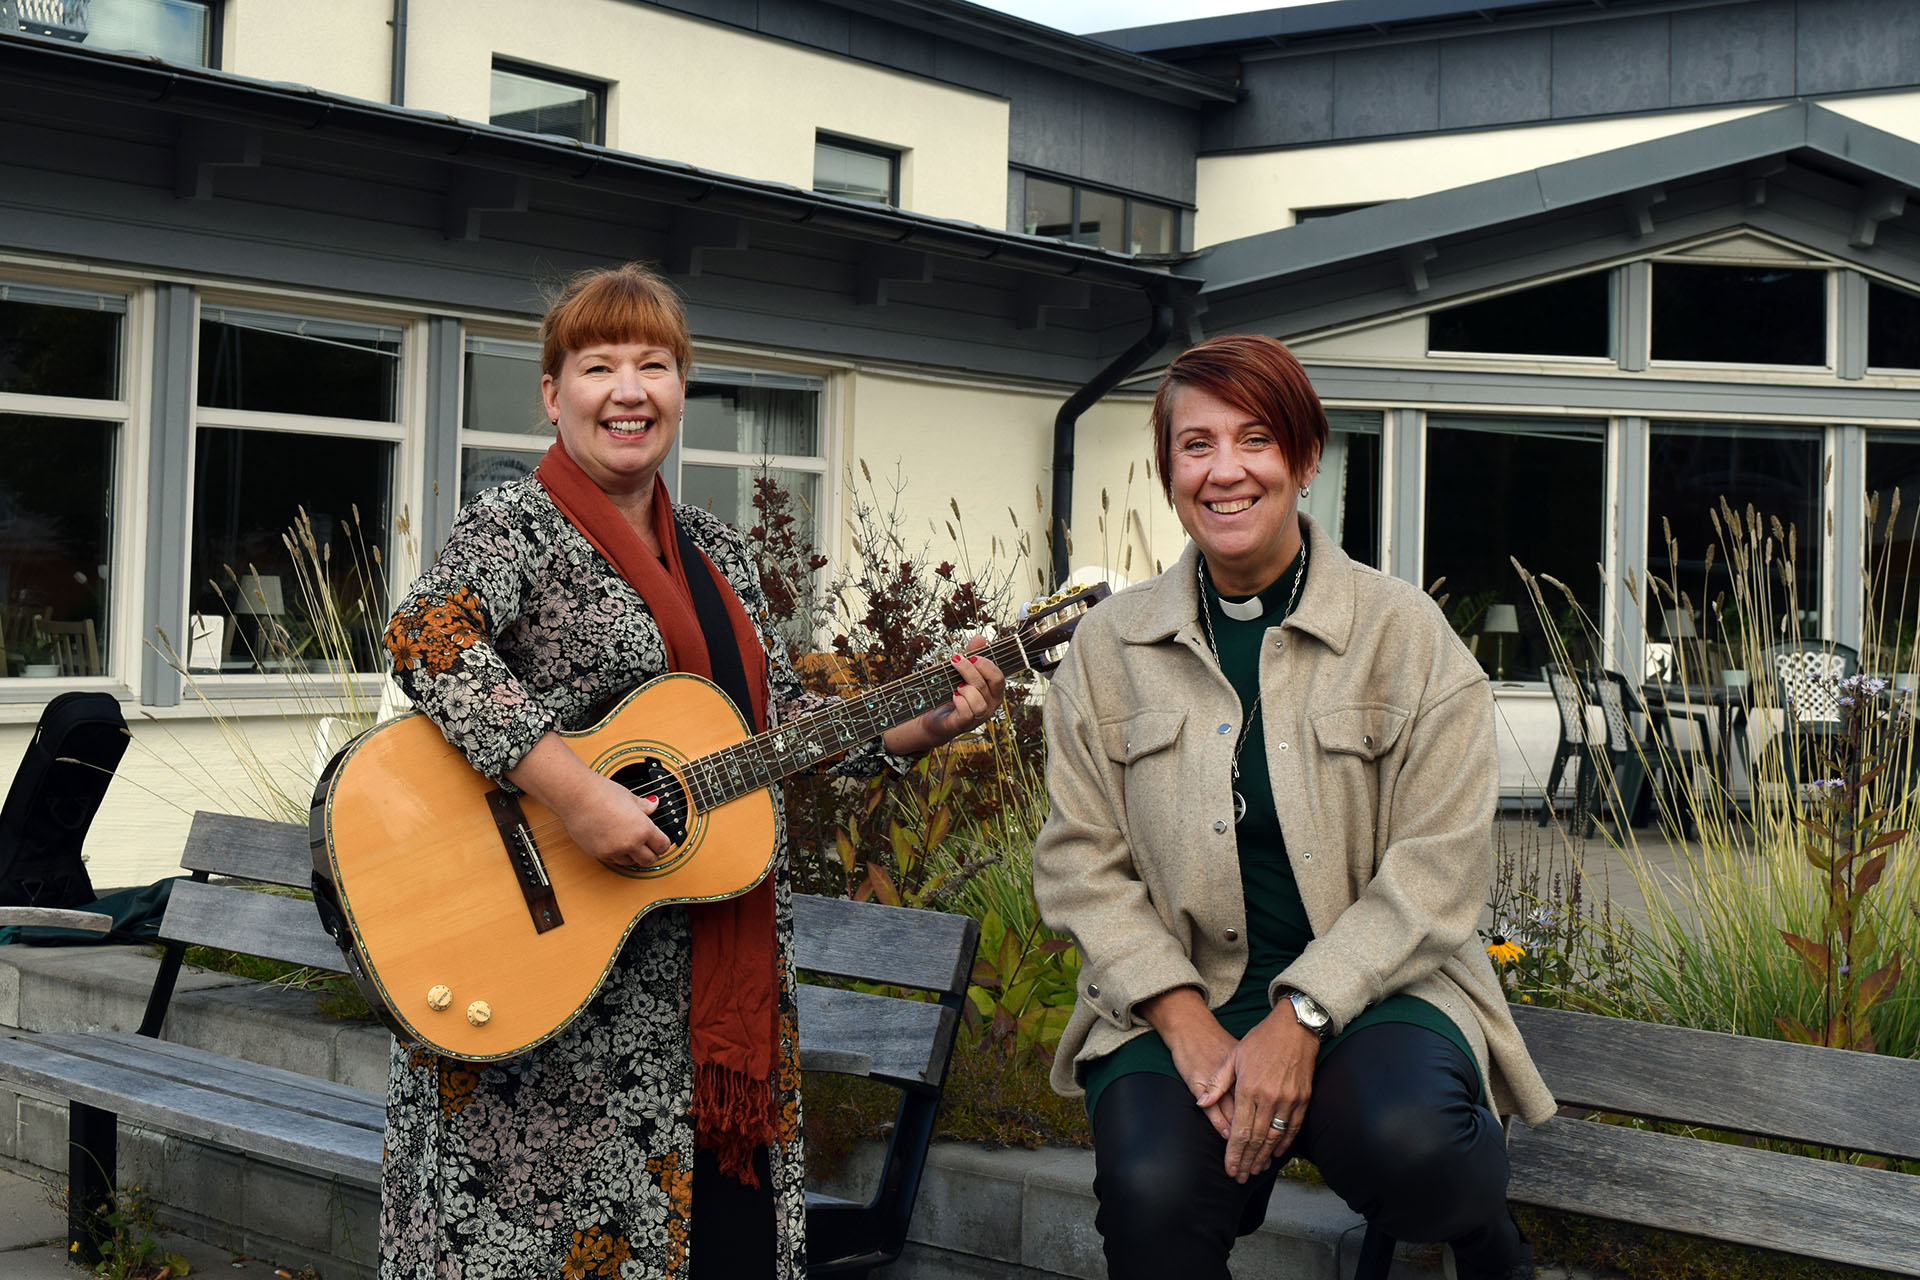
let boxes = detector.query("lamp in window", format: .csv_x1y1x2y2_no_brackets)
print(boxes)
1481,604,1520,680
231,572,287,661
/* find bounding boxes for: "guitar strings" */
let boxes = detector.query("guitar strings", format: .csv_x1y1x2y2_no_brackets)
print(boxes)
493,622,1049,856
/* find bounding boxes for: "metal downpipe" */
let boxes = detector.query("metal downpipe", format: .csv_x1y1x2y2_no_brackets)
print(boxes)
390,0,408,106
1050,288,1177,590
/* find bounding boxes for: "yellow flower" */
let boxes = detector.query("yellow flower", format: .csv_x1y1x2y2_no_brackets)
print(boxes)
1486,935,1526,966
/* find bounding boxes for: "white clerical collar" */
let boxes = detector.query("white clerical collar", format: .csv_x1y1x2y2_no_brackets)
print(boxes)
1217,595,1265,621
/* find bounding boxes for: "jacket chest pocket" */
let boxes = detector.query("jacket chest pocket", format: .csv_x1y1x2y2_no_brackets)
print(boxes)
1100,710,1187,841
1310,705,1409,760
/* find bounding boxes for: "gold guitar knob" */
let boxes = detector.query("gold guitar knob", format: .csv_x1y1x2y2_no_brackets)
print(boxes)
426,985,452,1011
466,1000,492,1026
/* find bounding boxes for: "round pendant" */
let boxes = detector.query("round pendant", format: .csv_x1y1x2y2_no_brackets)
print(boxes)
1232,789,1248,825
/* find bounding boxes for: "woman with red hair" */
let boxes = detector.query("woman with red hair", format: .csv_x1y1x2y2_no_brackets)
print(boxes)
379,262,1003,1280
1034,334,1552,1279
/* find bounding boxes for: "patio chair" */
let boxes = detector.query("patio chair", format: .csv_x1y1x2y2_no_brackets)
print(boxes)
1586,668,1660,829
32,616,100,677
1752,641,1859,793
1539,663,1609,836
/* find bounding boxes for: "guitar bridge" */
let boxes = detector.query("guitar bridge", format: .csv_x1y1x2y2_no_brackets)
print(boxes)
486,788,564,933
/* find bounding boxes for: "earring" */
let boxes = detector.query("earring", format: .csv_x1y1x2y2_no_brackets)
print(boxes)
1299,486,1311,499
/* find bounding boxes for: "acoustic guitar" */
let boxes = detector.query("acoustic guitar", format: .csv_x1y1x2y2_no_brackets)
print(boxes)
309,583,1107,1061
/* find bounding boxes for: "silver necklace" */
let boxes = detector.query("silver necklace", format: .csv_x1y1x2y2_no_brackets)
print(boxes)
1197,542,1306,825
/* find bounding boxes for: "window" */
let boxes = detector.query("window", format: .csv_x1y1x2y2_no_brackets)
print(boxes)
1868,280,1920,371
192,306,399,674
1305,409,1382,568
460,336,550,505
1865,434,1920,670
1022,175,1178,255
0,281,126,681
5,0,217,64
1647,422,1822,650
813,135,898,206
679,366,827,646
490,60,603,145
1429,272,1611,359
1651,264,1827,366
1424,415,1607,680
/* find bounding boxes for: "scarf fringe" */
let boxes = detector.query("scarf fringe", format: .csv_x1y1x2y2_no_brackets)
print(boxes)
692,1062,777,1187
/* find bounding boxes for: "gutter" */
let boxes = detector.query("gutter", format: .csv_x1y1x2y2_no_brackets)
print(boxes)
1050,279,1185,589
389,0,406,106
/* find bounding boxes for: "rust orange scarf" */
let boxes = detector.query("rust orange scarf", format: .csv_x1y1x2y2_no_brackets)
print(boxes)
536,441,778,1186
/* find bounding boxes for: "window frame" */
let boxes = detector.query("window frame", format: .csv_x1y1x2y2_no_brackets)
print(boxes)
0,270,144,697
1424,268,1620,366
185,295,411,689
457,330,550,506
1016,170,1183,257
489,57,608,146
813,132,901,207
1645,257,1836,374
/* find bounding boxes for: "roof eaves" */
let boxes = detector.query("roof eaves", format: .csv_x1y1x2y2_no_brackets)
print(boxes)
1193,101,1920,297
815,0,1239,105
0,33,1194,292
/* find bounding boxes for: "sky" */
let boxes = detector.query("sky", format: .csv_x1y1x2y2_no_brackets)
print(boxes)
966,0,1315,37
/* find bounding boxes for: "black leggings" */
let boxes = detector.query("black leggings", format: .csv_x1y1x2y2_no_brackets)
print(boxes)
689,1146,774,1278
1090,1022,1526,1280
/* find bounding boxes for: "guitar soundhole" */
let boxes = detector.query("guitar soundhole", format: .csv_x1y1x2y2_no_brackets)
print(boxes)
611,756,691,847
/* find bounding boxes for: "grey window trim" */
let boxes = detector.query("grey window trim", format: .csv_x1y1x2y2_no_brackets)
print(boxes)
1612,416,1649,684
142,282,196,707
1385,406,1423,587
1839,269,1870,382
1833,424,1865,649
424,315,463,560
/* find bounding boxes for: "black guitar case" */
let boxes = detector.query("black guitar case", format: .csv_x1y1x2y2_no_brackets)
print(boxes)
0,691,128,908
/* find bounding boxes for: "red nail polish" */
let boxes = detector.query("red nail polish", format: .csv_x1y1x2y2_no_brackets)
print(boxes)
643,794,658,804
968,656,980,664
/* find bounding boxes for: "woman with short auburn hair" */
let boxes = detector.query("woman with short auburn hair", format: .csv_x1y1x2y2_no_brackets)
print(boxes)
1035,333,1553,1279
379,262,1003,1280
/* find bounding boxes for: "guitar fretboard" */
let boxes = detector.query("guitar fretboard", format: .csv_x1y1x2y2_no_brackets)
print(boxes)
676,632,1033,813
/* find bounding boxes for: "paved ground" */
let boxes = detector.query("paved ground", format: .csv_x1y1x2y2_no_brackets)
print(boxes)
0,1158,279,1279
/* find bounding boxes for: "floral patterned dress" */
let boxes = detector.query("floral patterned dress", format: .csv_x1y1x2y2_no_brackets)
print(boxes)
378,477,900,1280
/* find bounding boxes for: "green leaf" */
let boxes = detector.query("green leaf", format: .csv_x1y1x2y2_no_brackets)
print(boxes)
1856,851,1889,895
1857,956,1903,1009
1778,930,1830,976
866,862,902,907
834,830,857,874
1774,1015,1817,1044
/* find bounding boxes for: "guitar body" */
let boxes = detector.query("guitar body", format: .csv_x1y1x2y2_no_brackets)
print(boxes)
314,673,774,1061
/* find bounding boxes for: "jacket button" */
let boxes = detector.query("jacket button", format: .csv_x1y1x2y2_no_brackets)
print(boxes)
1362,734,1374,748
1224,927,1239,941
1217,723,1231,734
1278,742,1289,751
1213,820,1228,833
1087,983,1100,997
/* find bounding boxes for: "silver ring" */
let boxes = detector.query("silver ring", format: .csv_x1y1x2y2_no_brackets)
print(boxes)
1269,1116,1289,1133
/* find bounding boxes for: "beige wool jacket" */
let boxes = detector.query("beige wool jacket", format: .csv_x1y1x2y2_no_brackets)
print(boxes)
1033,517,1555,1124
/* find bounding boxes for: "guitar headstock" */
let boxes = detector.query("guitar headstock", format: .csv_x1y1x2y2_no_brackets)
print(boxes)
1013,582,1111,675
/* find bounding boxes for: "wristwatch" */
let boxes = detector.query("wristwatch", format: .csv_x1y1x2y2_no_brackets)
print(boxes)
1283,989,1334,1039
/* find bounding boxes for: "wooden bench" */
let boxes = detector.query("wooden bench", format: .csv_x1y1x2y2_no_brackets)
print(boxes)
1506,1003,1920,1275
0,810,977,1279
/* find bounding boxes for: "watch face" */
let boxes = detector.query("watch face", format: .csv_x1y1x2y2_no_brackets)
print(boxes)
1291,992,1330,1029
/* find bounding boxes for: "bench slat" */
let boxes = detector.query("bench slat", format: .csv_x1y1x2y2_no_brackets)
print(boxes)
1511,1005,1920,1160
1509,1115,1920,1276
0,1035,380,1186
68,1033,384,1121
794,895,976,996
159,880,346,974
0,907,112,933
795,985,958,1091
181,811,312,887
